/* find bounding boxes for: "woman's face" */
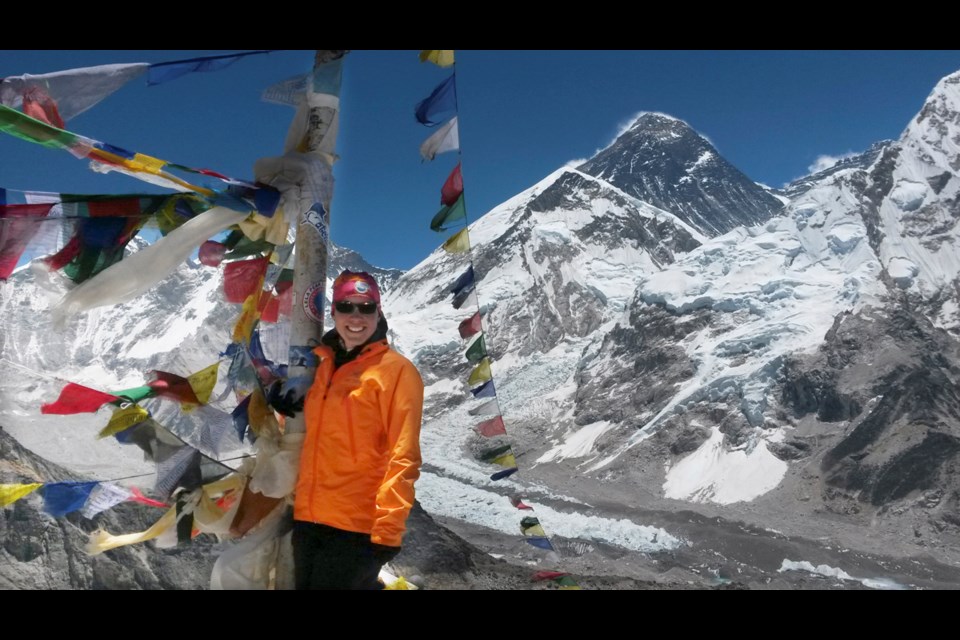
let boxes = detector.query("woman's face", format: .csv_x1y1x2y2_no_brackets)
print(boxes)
333,296,379,350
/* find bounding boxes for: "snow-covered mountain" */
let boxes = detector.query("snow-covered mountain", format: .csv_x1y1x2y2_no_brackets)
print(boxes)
576,113,784,236
4,71,960,589
383,70,960,574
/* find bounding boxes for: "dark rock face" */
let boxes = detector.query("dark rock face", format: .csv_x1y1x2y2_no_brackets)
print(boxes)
783,141,892,200
574,303,705,428
774,306,960,531
577,114,783,236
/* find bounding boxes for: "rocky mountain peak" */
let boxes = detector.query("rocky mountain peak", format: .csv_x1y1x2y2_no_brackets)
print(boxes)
576,112,784,236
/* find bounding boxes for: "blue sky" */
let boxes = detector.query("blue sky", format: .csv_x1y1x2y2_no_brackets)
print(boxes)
3,50,960,270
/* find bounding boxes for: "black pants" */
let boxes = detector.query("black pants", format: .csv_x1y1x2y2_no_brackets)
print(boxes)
292,520,399,590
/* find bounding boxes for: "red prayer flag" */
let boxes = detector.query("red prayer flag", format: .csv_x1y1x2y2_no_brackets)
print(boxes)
458,311,482,339
510,495,534,510
199,241,227,267
475,415,507,437
0,202,56,280
532,570,570,582
148,370,201,405
21,86,65,129
441,163,463,206
42,235,82,271
129,486,169,508
223,256,269,303
41,382,119,415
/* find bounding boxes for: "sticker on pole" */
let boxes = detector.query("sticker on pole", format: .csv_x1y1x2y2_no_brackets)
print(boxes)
301,202,329,244
303,283,325,324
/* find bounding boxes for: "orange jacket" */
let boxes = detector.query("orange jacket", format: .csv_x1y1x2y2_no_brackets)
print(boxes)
294,338,423,548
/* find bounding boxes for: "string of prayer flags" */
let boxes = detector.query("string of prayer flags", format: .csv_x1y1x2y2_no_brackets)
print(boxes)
41,382,120,415
431,194,466,232
0,189,210,283
146,51,275,86
410,55,581,589
1,480,166,515
415,75,458,127
0,104,279,212
475,415,506,437
419,50,455,68
420,116,459,161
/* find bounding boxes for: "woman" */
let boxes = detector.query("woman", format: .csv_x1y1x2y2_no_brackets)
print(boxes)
293,270,424,589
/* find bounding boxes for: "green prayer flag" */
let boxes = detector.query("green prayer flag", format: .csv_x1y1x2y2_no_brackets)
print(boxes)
430,194,466,232
465,335,486,363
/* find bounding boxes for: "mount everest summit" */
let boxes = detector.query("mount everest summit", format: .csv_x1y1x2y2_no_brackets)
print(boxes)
4,71,960,589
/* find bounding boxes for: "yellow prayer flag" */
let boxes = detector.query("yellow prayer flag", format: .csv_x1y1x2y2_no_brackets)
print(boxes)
0,483,43,507
129,152,169,174
238,208,288,245
247,388,281,439
385,576,413,590
98,404,150,439
419,50,455,67
233,291,262,344
442,228,471,254
491,452,516,468
522,523,547,537
467,357,492,386
188,362,220,405
87,505,177,555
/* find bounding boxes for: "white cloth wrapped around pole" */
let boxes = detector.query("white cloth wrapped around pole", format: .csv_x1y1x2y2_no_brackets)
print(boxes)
247,432,305,498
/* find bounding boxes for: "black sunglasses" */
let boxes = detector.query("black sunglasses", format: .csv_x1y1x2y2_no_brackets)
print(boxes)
334,300,379,315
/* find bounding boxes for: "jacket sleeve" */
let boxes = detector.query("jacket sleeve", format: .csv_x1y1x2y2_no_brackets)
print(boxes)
370,360,424,547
